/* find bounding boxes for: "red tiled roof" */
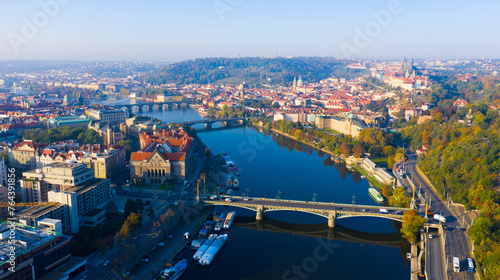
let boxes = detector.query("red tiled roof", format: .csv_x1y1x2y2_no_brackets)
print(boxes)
130,152,152,161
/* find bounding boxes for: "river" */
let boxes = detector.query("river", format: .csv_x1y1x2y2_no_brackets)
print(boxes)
58,97,410,279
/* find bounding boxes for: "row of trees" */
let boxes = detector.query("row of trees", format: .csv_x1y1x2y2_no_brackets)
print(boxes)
23,127,103,144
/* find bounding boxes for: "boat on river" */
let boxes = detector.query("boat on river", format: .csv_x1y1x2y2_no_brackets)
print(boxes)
159,259,187,280
193,234,216,261
223,211,235,230
198,234,228,266
368,187,384,203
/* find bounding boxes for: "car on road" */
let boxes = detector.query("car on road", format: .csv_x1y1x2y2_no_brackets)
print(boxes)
103,260,110,266
140,257,149,263
429,234,433,239
166,234,173,239
225,198,232,202
157,242,165,247
210,195,218,200
396,211,403,215
361,209,368,212
243,198,251,201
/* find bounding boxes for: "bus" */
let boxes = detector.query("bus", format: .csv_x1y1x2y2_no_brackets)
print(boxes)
453,257,460,272
467,258,475,273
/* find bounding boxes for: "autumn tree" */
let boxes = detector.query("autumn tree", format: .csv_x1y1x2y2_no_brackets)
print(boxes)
340,142,350,157
401,210,425,243
352,143,364,158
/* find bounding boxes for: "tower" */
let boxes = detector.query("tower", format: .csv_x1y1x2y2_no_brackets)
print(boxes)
293,77,297,92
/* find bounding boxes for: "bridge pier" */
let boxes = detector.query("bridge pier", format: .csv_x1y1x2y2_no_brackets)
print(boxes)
328,211,336,228
256,205,265,221
205,123,212,129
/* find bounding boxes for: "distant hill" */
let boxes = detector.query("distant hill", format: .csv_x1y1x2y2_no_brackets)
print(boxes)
143,57,368,86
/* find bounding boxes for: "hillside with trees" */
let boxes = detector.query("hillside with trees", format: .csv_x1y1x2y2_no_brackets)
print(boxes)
142,57,368,86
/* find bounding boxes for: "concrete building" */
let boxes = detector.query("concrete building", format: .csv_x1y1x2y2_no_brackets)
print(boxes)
360,158,395,186
0,221,83,280
48,178,110,234
130,128,194,183
19,162,95,203
81,146,126,179
0,159,7,187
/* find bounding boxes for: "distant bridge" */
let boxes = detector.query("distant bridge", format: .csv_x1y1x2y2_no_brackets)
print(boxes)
177,117,248,129
201,196,411,228
234,217,404,247
109,101,189,112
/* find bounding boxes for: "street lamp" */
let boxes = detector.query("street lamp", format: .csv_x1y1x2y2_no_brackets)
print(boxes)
276,190,282,200
352,195,356,210
312,193,317,209
246,187,250,199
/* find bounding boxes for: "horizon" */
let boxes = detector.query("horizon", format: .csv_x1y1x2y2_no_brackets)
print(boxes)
1,1,499,61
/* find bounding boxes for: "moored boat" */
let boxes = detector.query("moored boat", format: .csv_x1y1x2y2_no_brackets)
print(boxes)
198,234,228,266
223,211,235,230
192,234,216,261
368,187,384,203
214,212,226,232
159,259,187,280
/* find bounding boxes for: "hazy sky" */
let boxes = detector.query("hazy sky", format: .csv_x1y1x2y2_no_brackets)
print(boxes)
0,0,498,61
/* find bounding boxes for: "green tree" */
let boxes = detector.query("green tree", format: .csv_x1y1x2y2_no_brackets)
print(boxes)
124,198,137,217
469,216,493,242
119,139,133,160
401,210,425,243
389,187,411,207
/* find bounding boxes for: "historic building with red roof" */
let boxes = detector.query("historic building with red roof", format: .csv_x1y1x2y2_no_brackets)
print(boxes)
130,128,194,184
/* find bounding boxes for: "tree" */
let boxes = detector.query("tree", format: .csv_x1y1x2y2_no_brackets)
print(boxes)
383,146,396,157
272,102,280,108
469,216,493,242
401,210,425,243
340,142,350,157
119,139,133,160
389,187,411,207
263,122,270,130
124,198,137,217
147,206,155,217
352,143,364,158
294,129,302,140
204,148,211,157
119,222,131,239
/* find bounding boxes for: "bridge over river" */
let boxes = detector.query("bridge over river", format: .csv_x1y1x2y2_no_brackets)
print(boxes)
201,196,412,228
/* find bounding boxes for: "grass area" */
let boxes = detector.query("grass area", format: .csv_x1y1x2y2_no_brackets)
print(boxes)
371,157,389,169
160,183,175,190
324,129,341,134
351,164,382,189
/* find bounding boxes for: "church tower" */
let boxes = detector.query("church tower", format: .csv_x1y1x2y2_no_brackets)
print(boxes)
293,77,297,93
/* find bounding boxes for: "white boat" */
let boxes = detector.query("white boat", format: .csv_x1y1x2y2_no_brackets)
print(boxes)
190,238,204,250
223,211,235,230
159,259,187,280
198,234,228,266
192,234,216,261
368,187,384,203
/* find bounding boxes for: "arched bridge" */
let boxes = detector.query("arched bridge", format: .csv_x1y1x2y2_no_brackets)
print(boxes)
110,101,188,112
177,117,248,129
201,196,411,228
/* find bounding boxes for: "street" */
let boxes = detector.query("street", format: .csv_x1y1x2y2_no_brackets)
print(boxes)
406,152,476,280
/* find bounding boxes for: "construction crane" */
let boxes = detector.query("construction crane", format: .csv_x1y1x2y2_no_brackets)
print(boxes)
0,202,60,208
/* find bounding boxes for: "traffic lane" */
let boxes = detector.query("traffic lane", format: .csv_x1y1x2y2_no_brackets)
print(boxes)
428,231,444,280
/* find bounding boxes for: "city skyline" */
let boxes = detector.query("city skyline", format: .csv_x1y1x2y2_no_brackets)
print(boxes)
1,0,499,61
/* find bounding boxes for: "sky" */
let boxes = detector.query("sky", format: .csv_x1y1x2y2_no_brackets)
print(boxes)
0,0,499,61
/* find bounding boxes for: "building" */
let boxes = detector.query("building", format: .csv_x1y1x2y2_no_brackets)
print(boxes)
19,162,95,203
360,158,395,186
0,187,7,218
9,140,40,171
315,115,366,138
88,122,123,145
130,128,194,183
85,109,127,125
0,159,6,187
81,146,126,179
48,179,110,234
17,204,66,231
48,115,90,129
0,221,84,280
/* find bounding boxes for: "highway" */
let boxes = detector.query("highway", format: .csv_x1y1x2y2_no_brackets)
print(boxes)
406,151,475,280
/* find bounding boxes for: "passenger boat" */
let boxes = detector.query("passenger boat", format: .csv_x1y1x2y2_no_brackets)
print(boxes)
223,211,235,230
193,234,216,261
368,187,384,203
198,234,228,266
159,259,187,280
